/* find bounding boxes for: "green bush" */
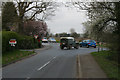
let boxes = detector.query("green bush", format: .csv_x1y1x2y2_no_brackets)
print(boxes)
18,35,38,49
56,40,60,43
2,31,20,53
2,31,38,53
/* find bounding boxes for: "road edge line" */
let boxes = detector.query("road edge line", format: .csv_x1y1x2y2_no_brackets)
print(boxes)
76,54,82,78
3,45,52,67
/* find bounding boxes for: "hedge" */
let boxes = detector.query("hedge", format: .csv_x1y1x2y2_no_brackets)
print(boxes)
18,35,38,49
2,31,39,53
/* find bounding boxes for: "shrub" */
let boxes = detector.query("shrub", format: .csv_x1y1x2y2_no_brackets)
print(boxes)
2,31,38,53
56,40,60,43
18,35,38,49
2,31,20,53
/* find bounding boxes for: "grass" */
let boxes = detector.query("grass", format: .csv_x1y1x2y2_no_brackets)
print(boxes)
91,51,119,80
96,44,107,48
2,50,35,65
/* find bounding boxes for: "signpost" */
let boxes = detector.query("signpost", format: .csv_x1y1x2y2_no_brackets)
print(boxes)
9,39,17,47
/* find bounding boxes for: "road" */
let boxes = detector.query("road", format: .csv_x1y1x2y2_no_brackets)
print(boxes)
3,43,100,78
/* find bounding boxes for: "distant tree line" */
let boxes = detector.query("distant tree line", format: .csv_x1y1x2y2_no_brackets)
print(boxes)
49,32,80,38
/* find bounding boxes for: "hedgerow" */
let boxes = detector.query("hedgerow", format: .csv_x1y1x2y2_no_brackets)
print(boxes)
2,31,38,53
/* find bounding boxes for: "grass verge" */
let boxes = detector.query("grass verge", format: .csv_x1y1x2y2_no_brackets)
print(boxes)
2,50,35,66
91,51,119,80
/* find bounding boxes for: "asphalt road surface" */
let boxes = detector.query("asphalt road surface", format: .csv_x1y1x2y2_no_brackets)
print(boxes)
3,43,101,78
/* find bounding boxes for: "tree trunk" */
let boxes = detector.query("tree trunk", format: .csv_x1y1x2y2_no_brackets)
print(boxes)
115,2,120,62
18,18,24,34
101,42,103,51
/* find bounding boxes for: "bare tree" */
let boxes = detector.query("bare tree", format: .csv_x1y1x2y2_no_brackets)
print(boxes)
13,0,58,34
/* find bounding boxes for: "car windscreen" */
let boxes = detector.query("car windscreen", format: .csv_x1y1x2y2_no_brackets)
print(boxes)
43,37,47,39
51,38,55,40
60,39,68,43
60,39,73,43
89,40,96,43
68,39,74,42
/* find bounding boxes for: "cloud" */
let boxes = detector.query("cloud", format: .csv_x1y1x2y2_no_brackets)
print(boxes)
46,4,88,34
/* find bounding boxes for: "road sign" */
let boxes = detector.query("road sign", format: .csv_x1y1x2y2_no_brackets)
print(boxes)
34,35,38,39
9,39,17,46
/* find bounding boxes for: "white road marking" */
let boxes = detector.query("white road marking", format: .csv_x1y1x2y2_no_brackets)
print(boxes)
37,56,57,71
53,57,56,59
25,77,30,80
37,61,50,71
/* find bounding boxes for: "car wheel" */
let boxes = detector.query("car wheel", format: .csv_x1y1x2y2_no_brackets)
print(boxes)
94,46,96,48
87,45,89,48
80,44,82,47
60,46,64,49
75,46,79,49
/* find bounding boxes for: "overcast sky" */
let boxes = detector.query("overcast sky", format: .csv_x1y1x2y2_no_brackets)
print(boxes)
45,3,88,34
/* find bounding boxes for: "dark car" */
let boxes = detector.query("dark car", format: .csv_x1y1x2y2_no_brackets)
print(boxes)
60,37,79,50
80,39,96,48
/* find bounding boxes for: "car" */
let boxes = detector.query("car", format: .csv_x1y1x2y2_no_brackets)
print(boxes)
80,39,96,48
48,37,56,43
60,37,79,50
42,37,48,43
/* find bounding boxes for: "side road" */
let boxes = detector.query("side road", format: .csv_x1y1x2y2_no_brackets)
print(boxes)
34,45,52,52
78,54,107,78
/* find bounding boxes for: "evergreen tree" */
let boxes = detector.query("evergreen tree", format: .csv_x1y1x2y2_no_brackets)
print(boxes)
2,2,18,31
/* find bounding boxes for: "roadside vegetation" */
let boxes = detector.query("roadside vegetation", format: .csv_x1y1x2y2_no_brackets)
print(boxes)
2,31,39,66
91,51,119,80
2,1,55,66
73,2,120,79
2,50,35,66
73,2,120,63
2,31,39,53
